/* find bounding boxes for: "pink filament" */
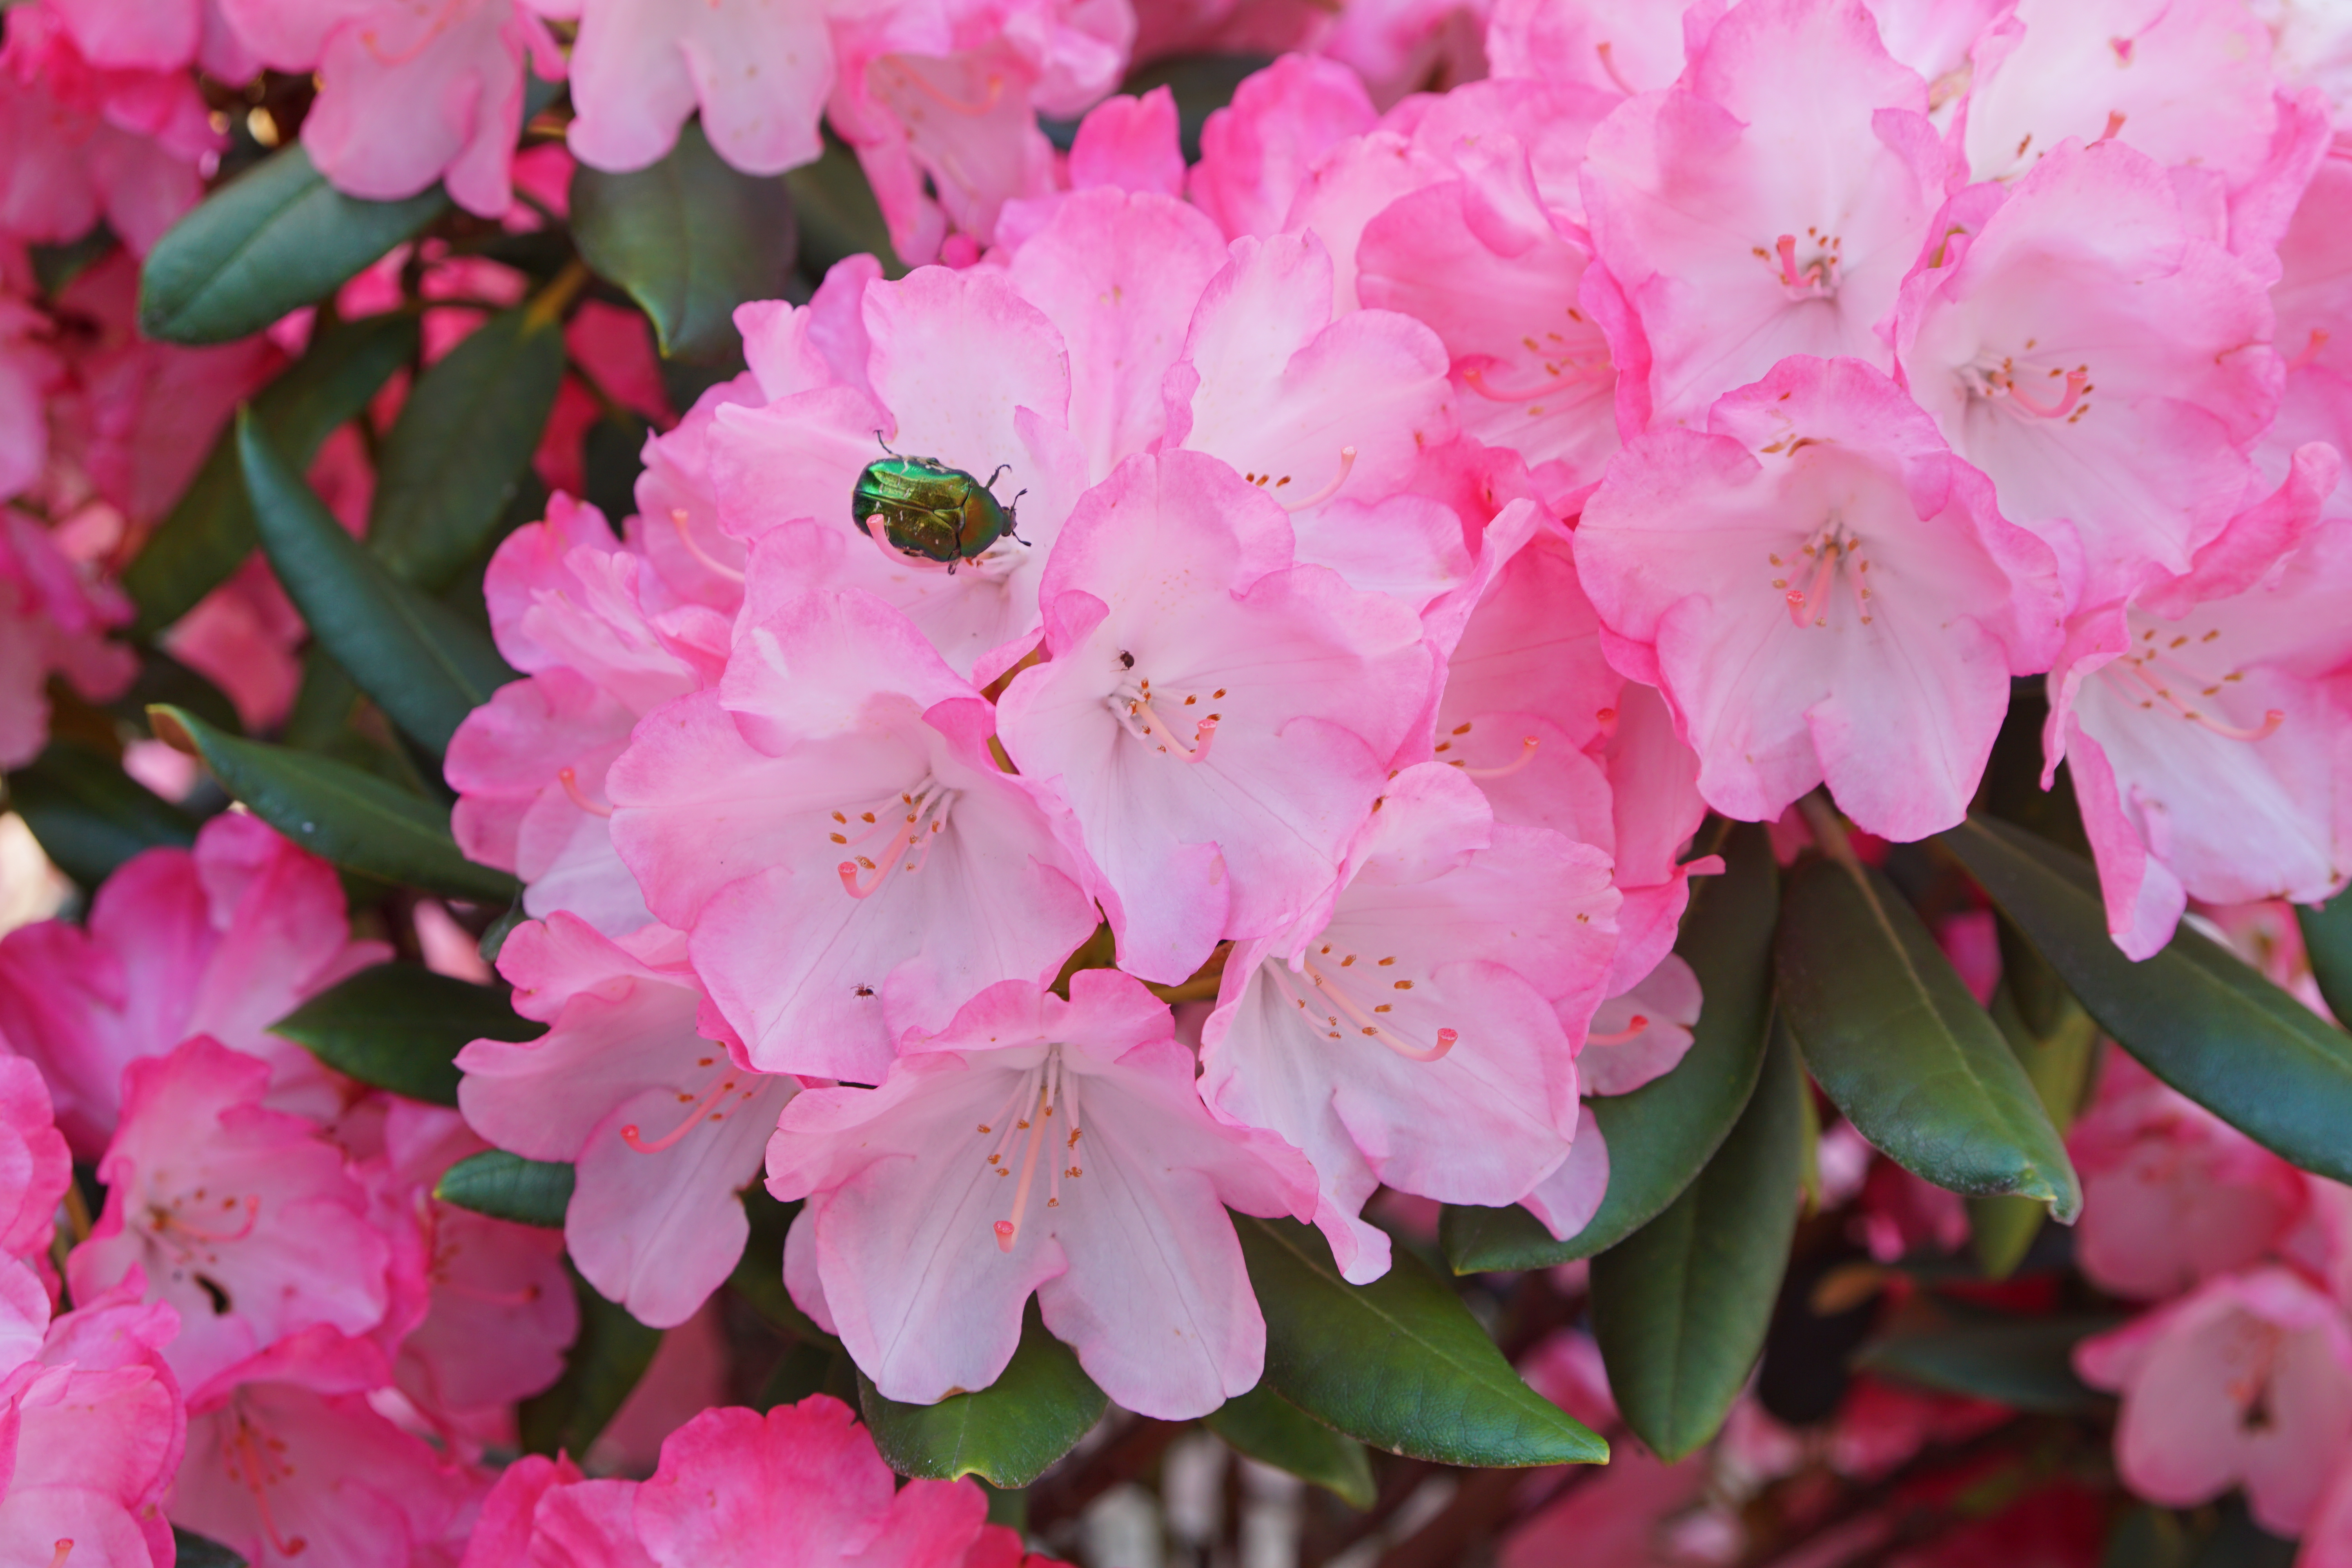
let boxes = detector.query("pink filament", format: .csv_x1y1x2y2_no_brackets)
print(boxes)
2286,329,2331,372
670,508,745,583
1297,960,1457,1062
1460,735,1541,780
161,1194,259,1245
1133,696,1219,763
2121,662,2285,741
1279,447,1358,512
2002,367,2087,419
621,1075,739,1154
558,767,613,819
1586,1014,1651,1047
1462,363,1600,403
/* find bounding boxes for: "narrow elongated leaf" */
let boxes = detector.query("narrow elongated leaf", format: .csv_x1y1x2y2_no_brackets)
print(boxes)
139,144,448,344
1778,852,2080,1218
572,121,797,361
368,305,568,589
1969,980,2101,1277
5,741,201,886
1858,1315,2117,1415
435,1150,575,1226
1204,1382,1376,1508
1239,1215,1607,1467
1590,1025,1806,1461
126,313,419,633
239,413,515,751
2299,898,2352,1032
149,706,519,902
270,963,541,1107
1443,824,1779,1270
857,1302,1106,1487
521,1272,663,1457
1946,816,2352,1184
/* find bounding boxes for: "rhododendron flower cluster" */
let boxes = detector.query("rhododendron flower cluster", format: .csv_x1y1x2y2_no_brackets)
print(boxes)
0,0,2350,1561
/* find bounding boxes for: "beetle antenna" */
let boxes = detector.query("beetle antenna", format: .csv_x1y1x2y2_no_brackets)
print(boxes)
984,463,1014,492
1009,489,1030,544
875,431,898,456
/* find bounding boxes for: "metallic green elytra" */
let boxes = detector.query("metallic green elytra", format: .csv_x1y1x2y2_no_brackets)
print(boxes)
851,445,1025,570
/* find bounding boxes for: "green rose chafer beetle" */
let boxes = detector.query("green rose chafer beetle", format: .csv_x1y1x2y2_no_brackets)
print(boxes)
851,442,1026,570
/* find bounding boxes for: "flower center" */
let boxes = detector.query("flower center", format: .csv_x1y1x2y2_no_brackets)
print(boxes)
142,1188,260,1265
621,1054,762,1154
223,1405,309,1558
1962,354,2093,423
1109,671,1222,763
1770,521,1874,630
1262,946,1459,1063
1241,446,1357,512
829,779,958,898
980,1051,1087,1253
1765,232,1842,300
2097,621,2284,742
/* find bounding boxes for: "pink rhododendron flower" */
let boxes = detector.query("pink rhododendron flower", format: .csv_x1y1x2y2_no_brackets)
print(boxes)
2076,1267,2352,1535
1482,0,1696,99
1581,950,1701,1097
996,449,1434,983
447,494,728,936
0,1060,69,1276
557,0,836,176
768,973,1317,1417
1576,355,2067,841
0,1283,185,1568
0,298,58,504
458,913,798,1327
466,1396,1062,1566
1190,52,1377,242
1895,138,2284,606
45,0,259,78
608,588,1099,1082
2068,1051,2313,1300
225,0,563,217
68,1038,394,1395
0,813,389,1151
173,1331,484,1568
2043,479,2352,958
0,506,133,771
0,4,219,252
1578,0,1947,429
1201,763,1617,1282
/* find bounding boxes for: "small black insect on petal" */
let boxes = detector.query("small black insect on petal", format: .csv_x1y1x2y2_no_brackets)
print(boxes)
1118,651,1135,670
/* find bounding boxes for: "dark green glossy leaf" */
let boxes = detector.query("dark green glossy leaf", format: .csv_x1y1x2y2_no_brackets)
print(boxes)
2299,898,2352,1033
1946,816,2352,1185
1857,1314,2117,1416
1590,1025,1807,1461
139,144,447,344
239,412,514,752
1969,980,2101,1277
368,305,568,589
857,1301,1106,1487
1204,1382,1376,1508
1778,851,2080,1218
572,121,797,361
2105,1506,2193,1568
150,705,519,902
4,741,201,886
31,225,114,297
785,138,902,281
172,1528,249,1568
435,1150,575,1227
108,648,243,739
521,1270,664,1457
1239,1214,1606,1467
1443,824,1779,1270
270,962,540,1107
126,313,419,634
759,1342,851,1412
728,1251,839,1351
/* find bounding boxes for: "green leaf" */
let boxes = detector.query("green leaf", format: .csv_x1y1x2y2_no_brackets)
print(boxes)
172,1528,249,1568
521,1271,664,1458
2298,897,2352,1034
1777,851,2081,1218
125,312,419,634
1238,1214,1607,1467
572,121,797,361
1945,816,2352,1185
4,741,202,886
1204,1382,1376,1508
149,705,519,902
1589,1024,1807,1461
728,1252,839,1351
1443,823,1780,1270
368,305,569,589
269,962,541,1107
785,138,904,281
1857,1315,2117,1416
434,1150,575,1227
139,144,447,345
856,1301,1107,1487
1969,980,2101,1278
239,412,515,752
